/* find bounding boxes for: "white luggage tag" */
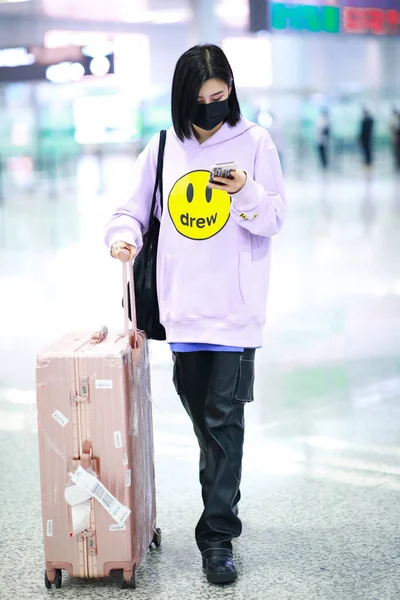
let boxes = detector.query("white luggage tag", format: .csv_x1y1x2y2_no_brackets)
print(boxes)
65,482,93,536
64,484,92,506
72,466,131,526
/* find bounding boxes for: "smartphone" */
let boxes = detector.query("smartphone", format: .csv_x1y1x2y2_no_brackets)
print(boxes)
209,161,237,184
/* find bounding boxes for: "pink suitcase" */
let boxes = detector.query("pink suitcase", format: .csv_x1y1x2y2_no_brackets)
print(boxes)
36,260,160,590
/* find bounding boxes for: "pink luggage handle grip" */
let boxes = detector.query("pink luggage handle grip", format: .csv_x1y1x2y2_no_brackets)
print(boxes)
91,325,108,343
121,250,138,349
81,439,93,469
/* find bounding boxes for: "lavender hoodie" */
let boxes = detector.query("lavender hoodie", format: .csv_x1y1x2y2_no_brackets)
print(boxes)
105,118,287,348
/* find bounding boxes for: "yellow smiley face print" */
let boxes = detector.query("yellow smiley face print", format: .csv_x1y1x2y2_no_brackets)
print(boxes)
168,170,231,240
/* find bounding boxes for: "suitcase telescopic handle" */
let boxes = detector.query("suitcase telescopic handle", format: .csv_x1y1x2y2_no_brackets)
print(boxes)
121,250,138,349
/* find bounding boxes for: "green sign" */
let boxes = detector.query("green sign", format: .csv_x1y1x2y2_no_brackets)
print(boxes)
272,3,341,32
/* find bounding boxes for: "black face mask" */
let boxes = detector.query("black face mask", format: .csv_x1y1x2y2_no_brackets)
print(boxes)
193,98,229,131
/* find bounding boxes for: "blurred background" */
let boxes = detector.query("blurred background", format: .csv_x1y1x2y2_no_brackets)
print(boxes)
1,2,400,598
0,0,399,194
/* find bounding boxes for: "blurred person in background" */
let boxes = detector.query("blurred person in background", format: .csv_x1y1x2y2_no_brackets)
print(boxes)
390,108,400,172
105,44,286,585
359,108,375,171
316,109,331,171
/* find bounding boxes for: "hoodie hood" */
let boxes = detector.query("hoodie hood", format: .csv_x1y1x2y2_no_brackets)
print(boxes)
171,117,259,148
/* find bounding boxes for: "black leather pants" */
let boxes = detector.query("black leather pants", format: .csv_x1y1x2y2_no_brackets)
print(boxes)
172,349,255,553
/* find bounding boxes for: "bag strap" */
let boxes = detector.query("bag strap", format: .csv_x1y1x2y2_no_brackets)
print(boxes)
149,130,167,226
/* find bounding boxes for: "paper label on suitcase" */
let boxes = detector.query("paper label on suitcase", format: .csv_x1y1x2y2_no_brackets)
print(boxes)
95,379,113,390
125,469,131,488
46,519,53,537
52,409,69,427
109,523,127,532
72,467,131,525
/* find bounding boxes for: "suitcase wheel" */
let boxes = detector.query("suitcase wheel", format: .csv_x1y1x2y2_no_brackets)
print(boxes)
121,567,137,589
45,569,62,589
151,528,162,549
44,571,52,590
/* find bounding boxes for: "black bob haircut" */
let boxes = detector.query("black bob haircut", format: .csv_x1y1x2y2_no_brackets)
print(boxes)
171,44,241,141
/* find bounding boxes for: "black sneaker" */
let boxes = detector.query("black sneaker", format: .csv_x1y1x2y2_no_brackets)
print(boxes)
202,549,238,585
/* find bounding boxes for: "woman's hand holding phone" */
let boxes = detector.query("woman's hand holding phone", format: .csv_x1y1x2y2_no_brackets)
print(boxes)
208,169,247,195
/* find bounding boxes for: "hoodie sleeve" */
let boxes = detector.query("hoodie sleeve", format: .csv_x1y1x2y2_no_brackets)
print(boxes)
230,132,287,237
104,134,159,252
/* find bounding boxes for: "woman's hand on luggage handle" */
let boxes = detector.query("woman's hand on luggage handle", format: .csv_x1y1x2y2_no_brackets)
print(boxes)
111,241,136,262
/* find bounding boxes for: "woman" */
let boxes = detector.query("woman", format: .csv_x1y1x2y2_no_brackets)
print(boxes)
317,109,330,171
390,109,400,171
359,108,374,170
105,44,286,585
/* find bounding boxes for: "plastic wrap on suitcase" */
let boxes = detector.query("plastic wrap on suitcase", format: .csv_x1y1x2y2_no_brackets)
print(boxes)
129,336,152,437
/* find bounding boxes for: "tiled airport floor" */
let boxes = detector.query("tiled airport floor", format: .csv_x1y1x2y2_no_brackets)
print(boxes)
1,167,400,599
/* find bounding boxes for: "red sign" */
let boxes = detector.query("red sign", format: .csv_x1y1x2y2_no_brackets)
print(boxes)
343,7,400,34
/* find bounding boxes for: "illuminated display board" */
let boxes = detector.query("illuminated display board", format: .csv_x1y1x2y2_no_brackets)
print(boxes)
0,46,115,83
270,1,400,35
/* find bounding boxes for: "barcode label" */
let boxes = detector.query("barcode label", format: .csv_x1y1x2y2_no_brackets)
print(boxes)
109,524,127,532
122,453,129,466
47,520,53,537
91,483,114,509
126,469,131,488
72,467,131,525
112,505,131,524
52,410,69,427
95,380,113,390
114,431,122,449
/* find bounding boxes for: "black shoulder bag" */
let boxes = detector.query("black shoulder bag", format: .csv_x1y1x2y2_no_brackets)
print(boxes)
126,130,167,340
